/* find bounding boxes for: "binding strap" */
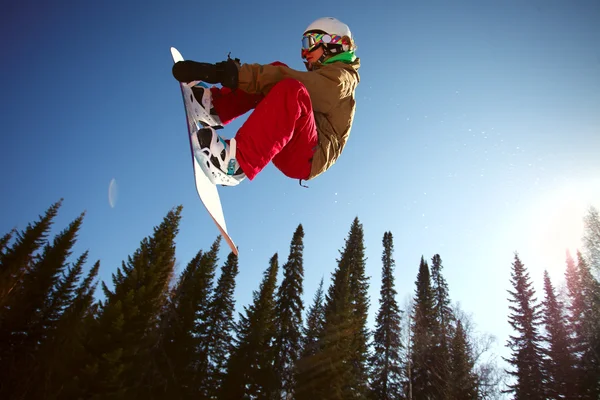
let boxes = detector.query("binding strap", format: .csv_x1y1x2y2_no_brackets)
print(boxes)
227,138,238,176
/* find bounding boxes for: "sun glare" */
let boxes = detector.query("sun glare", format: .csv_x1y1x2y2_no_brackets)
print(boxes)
535,197,585,256
525,184,592,278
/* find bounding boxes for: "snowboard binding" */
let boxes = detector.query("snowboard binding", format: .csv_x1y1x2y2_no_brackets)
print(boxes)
191,127,246,187
186,82,224,130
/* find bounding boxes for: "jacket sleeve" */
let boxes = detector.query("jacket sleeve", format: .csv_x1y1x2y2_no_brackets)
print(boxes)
237,63,349,114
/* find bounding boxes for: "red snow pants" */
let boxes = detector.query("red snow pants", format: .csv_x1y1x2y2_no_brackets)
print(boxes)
210,66,317,181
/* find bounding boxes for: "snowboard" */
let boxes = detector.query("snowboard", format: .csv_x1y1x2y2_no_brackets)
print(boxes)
170,47,238,255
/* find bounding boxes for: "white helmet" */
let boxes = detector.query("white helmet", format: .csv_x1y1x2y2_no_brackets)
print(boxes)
303,17,352,40
301,17,354,69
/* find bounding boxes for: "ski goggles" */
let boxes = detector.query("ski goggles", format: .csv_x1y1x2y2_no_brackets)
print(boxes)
301,32,344,52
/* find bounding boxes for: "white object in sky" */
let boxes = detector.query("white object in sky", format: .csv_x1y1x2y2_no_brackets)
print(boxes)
108,178,118,208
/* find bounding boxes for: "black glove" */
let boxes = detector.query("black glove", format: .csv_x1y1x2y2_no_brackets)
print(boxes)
172,58,239,89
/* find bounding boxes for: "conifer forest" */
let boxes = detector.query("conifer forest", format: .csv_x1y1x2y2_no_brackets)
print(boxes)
1,200,599,399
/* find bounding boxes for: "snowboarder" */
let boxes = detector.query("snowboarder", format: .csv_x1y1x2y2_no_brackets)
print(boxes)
172,17,360,186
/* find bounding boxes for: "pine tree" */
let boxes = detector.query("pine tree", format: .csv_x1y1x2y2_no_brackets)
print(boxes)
448,319,477,399
205,251,240,399
565,251,584,352
409,256,436,399
369,231,403,400
151,249,203,399
345,218,370,398
34,258,101,399
582,206,600,275
320,217,370,399
150,237,220,399
581,206,600,395
295,277,326,400
43,251,90,325
195,239,221,398
273,224,305,399
0,208,87,399
541,269,577,399
430,254,453,398
320,253,353,400
564,250,586,398
83,207,182,399
0,200,61,307
302,277,326,357
220,254,279,399
574,252,600,399
0,230,13,256
504,254,546,400
589,277,600,399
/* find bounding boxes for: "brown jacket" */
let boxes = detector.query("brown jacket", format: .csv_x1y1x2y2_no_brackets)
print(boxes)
236,59,361,180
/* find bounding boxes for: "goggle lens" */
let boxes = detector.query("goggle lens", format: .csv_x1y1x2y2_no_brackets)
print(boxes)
301,35,317,51
301,33,339,51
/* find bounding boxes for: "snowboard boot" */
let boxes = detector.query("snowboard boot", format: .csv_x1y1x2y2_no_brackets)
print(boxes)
192,127,246,186
191,83,223,129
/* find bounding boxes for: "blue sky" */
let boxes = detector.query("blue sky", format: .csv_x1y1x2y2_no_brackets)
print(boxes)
2,0,599,369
